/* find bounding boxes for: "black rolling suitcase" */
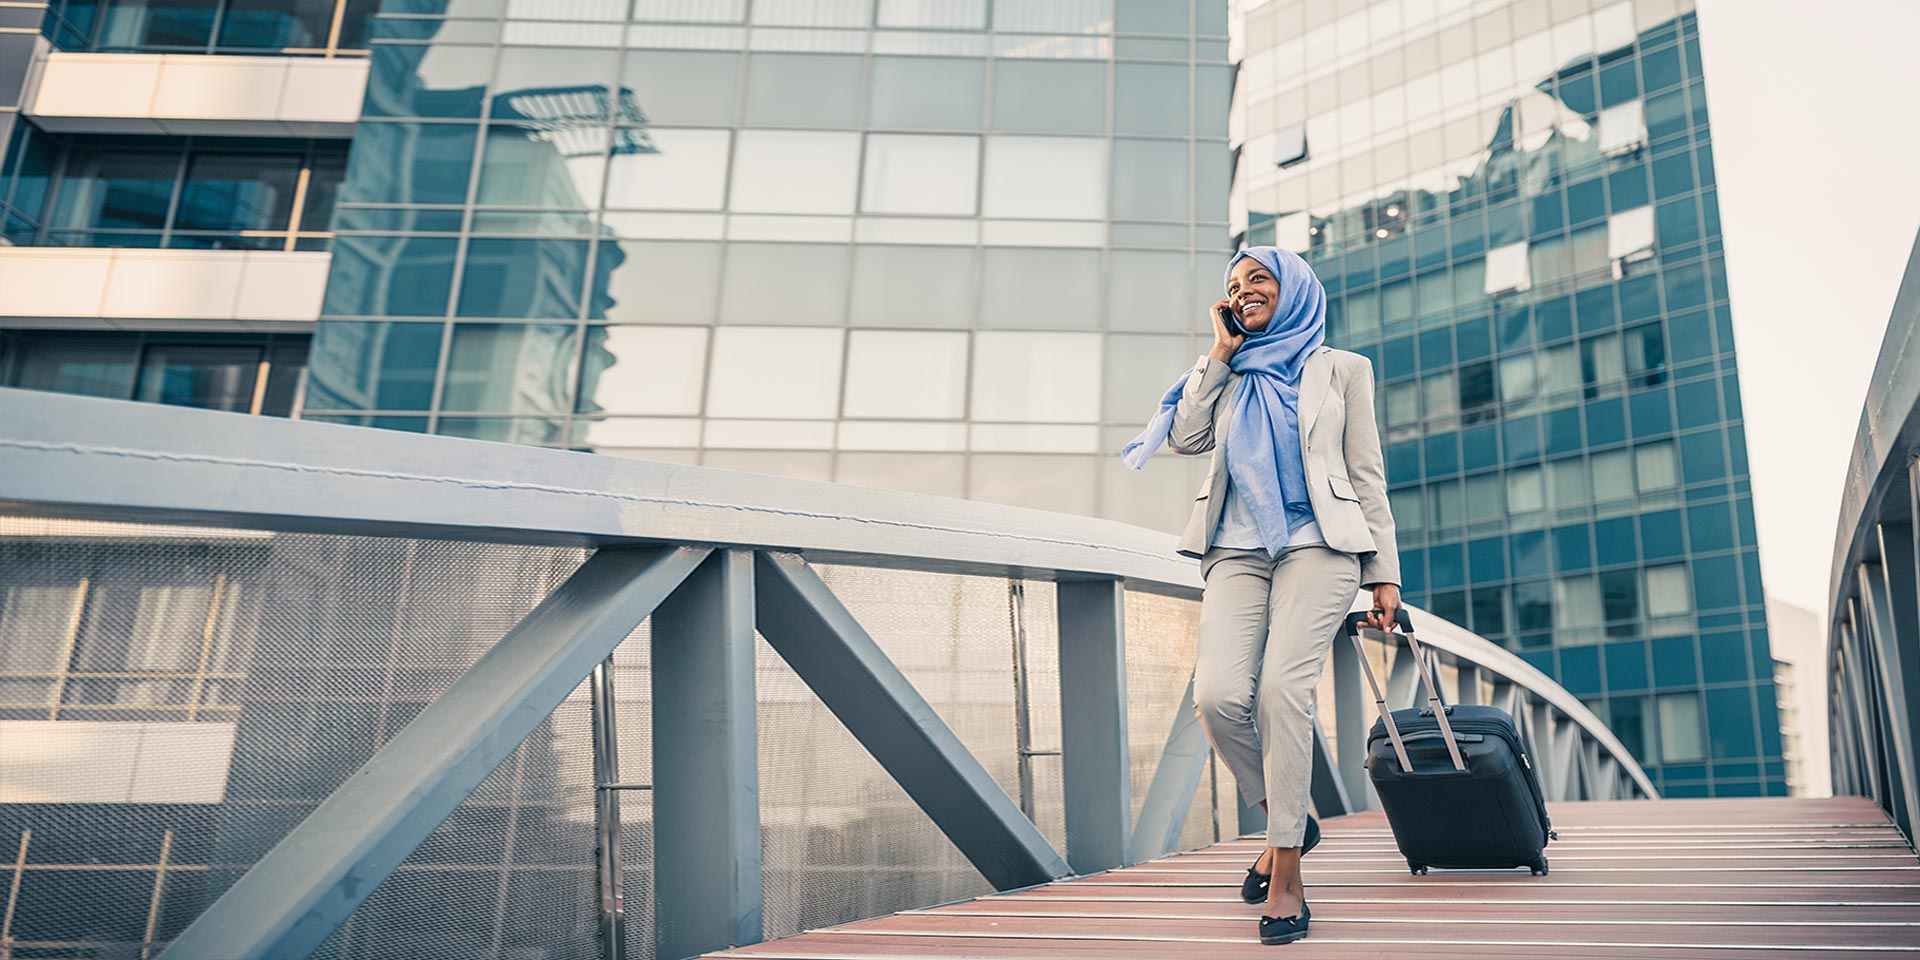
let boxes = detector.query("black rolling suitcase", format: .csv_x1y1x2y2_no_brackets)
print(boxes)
1346,610,1554,876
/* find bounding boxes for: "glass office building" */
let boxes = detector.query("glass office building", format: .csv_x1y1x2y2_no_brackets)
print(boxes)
1230,0,1780,795
302,0,1234,530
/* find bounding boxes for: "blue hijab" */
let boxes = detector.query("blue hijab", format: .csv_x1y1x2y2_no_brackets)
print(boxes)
1120,246,1327,558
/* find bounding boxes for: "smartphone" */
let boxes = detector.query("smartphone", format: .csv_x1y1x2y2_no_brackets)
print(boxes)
1216,304,1249,337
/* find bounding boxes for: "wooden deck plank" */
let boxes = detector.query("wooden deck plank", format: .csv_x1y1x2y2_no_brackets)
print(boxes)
704,798,1920,959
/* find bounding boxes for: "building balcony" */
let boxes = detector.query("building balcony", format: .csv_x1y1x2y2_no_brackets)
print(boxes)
0,247,330,329
24,52,367,137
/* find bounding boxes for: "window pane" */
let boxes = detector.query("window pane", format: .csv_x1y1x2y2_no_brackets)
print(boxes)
1428,479,1461,528
1657,691,1704,763
1506,465,1543,513
174,152,300,232
1644,563,1692,616
991,61,1106,134
844,330,969,419
594,239,722,324
362,42,491,118
1582,332,1623,386
1386,381,1419,426
744,54,863,128
706,326,844,419
217,0,333,48
1115,63,1186,135
970,331,1101,422
306,321,442,410
491,47,618,121
604,128,730,210
1635,440,1678,491
299,149,349,231
1106,250,1188,332
458,238,591,319
992,0,1112,34
132,344,260,411
1112,138,1186,220
476,123,609,208
1539,343,1579,395
1390,489,1424,531
98,0,218,47
342,122,478,205
1549,456,1588,508
861,134,980,216
442,323,579,413
752,0,872,26
977,247,1099,328
1422,372,1457,419
1466,472,1503,522
51,151,178,231
1498,353,1535,401
323,236,458,317
11,337,139,399
877,0,985,28
981,136,1107,220
621,50,739,125
718,243,849,325
730,130,860,214
576,326,706,415
1591,448,1632,500
869,57,985,130
849,244,976,327
1554,573,1602,638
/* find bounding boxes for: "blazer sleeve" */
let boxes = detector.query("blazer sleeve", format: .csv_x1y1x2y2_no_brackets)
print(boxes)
1167,355,1234,454
1341,356,1402,588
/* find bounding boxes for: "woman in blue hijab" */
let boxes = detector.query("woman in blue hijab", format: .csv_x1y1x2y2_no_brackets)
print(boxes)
1124,246,1402,945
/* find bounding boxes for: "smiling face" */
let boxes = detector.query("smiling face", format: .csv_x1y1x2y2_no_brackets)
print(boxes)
1226,256,1282,332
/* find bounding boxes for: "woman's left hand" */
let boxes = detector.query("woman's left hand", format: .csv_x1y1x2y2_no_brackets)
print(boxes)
1367,583,1403,633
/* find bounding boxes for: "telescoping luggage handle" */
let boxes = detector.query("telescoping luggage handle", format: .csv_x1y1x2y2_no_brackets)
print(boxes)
1344,609,1467,774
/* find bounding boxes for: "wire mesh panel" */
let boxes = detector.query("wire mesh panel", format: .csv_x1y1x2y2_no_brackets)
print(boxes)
0,523,588,959
1120,590,1214,850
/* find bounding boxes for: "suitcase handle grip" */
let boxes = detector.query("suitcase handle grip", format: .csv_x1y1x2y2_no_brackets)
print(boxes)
1345,609,1468,774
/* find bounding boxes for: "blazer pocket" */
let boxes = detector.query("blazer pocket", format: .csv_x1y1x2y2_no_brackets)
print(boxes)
1328,474,1360,502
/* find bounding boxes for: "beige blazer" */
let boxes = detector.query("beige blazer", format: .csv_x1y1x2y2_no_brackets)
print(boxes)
1170,345,1401,588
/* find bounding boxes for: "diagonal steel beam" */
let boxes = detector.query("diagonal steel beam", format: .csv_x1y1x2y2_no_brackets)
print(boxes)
159,545,711,960
1309,717,1352,818
752,551,1070,889
1132,676,1210,860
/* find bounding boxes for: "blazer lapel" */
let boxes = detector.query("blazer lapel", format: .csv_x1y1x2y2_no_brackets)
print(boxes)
1297,347,1333,436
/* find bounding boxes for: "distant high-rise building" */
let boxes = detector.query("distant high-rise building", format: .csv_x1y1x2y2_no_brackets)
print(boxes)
1228,0,1782,796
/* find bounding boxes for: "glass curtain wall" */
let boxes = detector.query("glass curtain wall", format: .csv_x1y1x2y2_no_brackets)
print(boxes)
305,0,1233,527
1230,0,1778,796
39,0,378,54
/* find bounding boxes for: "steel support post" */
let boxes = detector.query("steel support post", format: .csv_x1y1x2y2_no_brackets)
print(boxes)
752,551,1069,889
1867,521,1920,843
1386,641,1419,710
1055,578,1133,873
159,546,710,960
1331,628,1370,810
1580,738,1603,803
1530,699,1560,800
1842,613,1886,809
589,657,627,960
652,550,762,959
1133,677,1210,859
1455,663,1483,705
1553,717,1580,801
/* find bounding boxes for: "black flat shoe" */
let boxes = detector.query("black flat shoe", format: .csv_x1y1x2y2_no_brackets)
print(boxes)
1258,902,1310,945
1241,817,1321,904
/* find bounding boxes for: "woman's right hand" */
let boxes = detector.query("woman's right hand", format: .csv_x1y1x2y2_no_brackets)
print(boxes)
1208,299,1246,363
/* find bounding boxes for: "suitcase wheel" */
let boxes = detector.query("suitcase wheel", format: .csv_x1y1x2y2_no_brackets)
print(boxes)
1529,857,1549,876
1408,861,1428,876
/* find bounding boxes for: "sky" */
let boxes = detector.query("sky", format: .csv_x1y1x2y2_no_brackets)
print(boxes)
1692,0,1920,628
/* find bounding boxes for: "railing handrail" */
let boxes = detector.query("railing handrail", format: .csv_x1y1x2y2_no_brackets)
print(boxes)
0,385,1655,798
1831,228,1920,618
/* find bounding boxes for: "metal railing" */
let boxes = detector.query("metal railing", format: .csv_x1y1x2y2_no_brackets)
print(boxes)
0,385,1654,960
1829,228,1920,849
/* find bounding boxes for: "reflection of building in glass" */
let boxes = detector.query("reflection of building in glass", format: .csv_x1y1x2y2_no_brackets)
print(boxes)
304,0,1235,539
1233,0,1779,797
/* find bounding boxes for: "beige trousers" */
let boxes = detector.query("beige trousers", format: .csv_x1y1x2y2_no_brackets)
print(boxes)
1194,543,1360,844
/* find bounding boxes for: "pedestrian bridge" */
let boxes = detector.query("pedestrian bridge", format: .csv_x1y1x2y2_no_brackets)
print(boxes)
0,382,1910,959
